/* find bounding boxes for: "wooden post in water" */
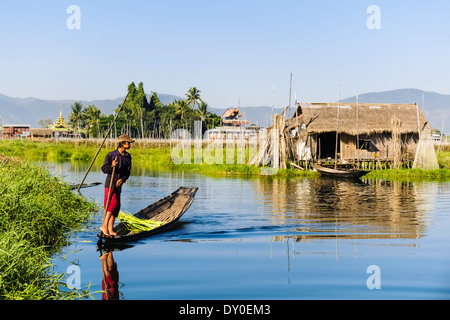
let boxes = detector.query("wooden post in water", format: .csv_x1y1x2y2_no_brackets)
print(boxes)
280,114,287,169
335,86,341,169
392,116,401,170
272,114,280,169
356,95,360,170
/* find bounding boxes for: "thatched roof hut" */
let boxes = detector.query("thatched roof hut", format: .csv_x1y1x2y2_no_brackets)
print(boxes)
287,102,429,135
30,128,53,138
248,101,435,169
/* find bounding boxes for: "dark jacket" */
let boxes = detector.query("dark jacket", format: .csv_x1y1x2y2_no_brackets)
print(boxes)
101,149,132,192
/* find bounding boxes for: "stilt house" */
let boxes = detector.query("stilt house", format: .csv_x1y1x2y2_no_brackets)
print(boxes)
286,102,430,164
247,102,433,169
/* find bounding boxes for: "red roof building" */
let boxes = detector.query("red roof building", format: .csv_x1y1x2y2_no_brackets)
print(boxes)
1,124,30,138
221,108,248,127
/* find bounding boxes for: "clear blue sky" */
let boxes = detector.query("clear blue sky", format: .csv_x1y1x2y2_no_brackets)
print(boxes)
1,0,450,109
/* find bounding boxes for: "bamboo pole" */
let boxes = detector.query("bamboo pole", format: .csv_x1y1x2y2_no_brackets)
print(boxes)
334,86,341,169
416,102,421,140
76,90,130,192
273,114,280,169
437,115,447,156
288,73,292,118
280,115,287,169
356,95,360,169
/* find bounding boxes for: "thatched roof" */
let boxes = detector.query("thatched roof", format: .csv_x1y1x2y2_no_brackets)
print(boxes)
288,102,429,135
30,128,53,137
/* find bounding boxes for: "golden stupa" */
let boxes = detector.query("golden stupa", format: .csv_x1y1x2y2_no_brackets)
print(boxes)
54,111,68,129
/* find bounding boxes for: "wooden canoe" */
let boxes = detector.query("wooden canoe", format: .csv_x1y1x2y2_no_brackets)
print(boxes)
312,164,369,179
97,186,198,242
70,182,102,190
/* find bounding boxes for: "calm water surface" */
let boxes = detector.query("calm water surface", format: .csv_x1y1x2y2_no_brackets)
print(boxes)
50,162,450,300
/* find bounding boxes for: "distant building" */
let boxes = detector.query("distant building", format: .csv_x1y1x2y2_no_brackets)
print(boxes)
1,124,30,138
206,126,258,141
53,111,69,129
431,134,441,143
50,111,73,138
30,128,53,139
206,108,255,141
221,108,249,127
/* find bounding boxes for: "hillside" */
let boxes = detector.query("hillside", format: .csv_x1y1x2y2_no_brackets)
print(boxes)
0,93,180,128
0,88,449,133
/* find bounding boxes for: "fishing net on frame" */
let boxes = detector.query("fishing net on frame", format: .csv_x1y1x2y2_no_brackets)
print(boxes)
413,129,439,170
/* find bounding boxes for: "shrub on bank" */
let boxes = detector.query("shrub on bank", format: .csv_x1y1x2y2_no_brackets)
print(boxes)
0,159,98,299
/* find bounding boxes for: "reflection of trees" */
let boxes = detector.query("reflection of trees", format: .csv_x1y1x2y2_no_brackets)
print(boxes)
255,177,434,241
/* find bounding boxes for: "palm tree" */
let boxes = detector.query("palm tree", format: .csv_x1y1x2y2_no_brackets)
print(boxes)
160,101,177,138
84,105,102,138
196,101,210,128
185,87,202,109
175,100,191,121
68,102,84,138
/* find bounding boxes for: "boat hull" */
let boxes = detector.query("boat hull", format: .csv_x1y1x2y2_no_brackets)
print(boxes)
312,164,369,179
97,186,198,243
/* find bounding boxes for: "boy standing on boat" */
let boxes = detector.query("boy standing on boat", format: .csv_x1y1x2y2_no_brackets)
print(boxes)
100,134,134,237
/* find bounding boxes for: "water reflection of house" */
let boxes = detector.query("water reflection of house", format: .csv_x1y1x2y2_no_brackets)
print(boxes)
253,178,430,242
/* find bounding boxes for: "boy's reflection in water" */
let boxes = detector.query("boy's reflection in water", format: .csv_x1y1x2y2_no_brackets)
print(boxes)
99,250,119,300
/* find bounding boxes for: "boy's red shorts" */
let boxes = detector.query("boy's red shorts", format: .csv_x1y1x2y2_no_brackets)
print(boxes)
104,187,120,217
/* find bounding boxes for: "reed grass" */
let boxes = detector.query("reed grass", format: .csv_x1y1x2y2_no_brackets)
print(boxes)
363,150,450,181
437,151,450,169
365,168,450,181
0,158,98,300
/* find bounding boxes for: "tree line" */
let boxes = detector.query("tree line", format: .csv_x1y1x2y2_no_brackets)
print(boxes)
64,82,221,139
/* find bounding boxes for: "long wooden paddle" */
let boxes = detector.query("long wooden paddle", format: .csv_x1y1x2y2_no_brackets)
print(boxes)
102,156,117,236
76,90,130,192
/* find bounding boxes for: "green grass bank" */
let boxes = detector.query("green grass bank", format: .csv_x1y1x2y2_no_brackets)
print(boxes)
1,139,450,180
0,157,98,300
0,139,318,178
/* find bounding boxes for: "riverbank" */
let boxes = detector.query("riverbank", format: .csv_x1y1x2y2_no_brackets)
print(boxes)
0,139,319,178
1,139,450,180
0,156,98,299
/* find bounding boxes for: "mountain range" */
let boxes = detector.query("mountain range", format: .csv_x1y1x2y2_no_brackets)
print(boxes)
0,88,449,134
